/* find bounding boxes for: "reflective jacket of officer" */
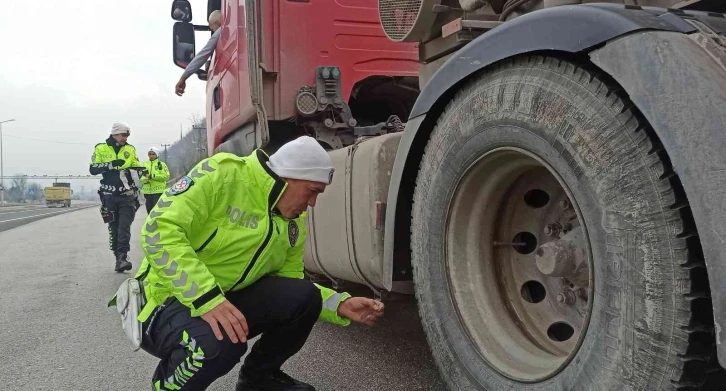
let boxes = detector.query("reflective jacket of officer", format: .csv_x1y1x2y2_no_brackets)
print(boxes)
128,150,352,326
141,159,170,195
89,136,141,195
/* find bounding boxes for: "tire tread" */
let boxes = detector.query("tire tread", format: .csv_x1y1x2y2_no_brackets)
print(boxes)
410,55,719,390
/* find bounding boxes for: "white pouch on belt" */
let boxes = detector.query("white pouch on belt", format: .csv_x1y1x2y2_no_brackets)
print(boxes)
115,278,145,351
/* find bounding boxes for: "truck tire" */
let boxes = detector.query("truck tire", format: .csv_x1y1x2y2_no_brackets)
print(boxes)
411,56,717,390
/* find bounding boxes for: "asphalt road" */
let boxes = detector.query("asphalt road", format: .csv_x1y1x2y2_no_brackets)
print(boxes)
0,207,445,390
0,201,98,232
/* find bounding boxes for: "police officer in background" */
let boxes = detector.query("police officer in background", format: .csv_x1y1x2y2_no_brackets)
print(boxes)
89,122,142,272
141,147,170,213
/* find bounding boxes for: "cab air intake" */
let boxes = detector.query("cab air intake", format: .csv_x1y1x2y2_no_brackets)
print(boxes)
378,0,440,42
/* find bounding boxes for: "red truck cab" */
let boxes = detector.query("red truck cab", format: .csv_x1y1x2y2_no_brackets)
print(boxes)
172,0,420,155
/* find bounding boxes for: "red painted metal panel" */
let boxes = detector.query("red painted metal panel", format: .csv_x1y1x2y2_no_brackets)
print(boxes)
275,0,419,118
209,0,420,150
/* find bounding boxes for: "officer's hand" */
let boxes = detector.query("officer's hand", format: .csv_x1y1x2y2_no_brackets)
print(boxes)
201,299,249,343
111,159,126,168
337,297,384,326
175,78,186,96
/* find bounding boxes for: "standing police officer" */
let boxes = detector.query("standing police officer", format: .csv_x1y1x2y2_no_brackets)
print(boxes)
126,136,384,390
89,122,142,272
141,147,170,213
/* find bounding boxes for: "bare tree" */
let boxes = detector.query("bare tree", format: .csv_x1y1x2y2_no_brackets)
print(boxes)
12,174,27,193
167,117,208,181
6,174,29,203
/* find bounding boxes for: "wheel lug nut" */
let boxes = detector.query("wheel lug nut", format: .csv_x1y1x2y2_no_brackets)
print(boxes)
544,223,562,237
560,199,571,209
557,291,576,305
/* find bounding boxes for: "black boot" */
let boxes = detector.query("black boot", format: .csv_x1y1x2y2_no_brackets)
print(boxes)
114,253,132,272
236,369,315,391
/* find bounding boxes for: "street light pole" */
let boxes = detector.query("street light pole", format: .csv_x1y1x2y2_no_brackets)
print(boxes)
161,143,171,165
0,119,16,206
192,126,206,162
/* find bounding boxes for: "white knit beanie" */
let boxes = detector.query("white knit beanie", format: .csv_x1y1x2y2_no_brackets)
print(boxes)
268,136,335,184
111,122,131,135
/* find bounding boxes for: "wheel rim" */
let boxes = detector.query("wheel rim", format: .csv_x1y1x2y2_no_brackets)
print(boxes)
445,147,593,382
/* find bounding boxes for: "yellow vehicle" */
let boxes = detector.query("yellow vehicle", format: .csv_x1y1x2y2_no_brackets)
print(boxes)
44,182,72,208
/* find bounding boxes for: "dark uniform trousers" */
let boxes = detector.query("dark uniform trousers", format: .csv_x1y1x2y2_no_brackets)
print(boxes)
145,193,162,214
141,276,323,390
103,193,137,256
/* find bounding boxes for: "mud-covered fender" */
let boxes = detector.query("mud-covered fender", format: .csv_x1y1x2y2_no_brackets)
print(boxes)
590,26,726,367
408,3,701,119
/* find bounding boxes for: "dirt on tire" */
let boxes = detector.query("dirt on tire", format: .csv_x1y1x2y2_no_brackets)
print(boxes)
410,55,720,390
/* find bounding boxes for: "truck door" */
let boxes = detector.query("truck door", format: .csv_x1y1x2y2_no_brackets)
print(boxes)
207,0,241,148
207,0,269,154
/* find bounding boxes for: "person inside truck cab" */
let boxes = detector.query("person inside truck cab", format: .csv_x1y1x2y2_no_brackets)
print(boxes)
175,10,222,97
125,136,384,390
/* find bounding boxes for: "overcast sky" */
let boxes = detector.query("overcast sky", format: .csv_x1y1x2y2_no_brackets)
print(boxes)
0,0,210,190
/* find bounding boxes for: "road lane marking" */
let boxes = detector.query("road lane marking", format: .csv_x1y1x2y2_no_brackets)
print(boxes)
0,207,45,214
0,206,92,223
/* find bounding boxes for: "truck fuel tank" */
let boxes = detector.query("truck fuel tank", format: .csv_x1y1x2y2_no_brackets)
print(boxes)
303,133,402,290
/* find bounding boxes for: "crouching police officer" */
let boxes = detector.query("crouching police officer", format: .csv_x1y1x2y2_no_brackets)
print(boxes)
141,147,170,213
89,122,142,272
129,136,384,390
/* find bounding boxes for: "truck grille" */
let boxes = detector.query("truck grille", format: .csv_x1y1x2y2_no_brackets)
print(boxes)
379,0,425,42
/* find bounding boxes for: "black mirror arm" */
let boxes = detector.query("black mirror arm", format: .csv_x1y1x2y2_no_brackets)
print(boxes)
193,24,211,32
196,69,208,81
197,57,212,80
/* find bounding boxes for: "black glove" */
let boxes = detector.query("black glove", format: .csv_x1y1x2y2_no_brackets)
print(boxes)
111,159,126,168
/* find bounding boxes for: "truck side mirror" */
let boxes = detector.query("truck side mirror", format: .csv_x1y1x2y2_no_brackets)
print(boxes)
173,22,196,69
171,0,193,23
